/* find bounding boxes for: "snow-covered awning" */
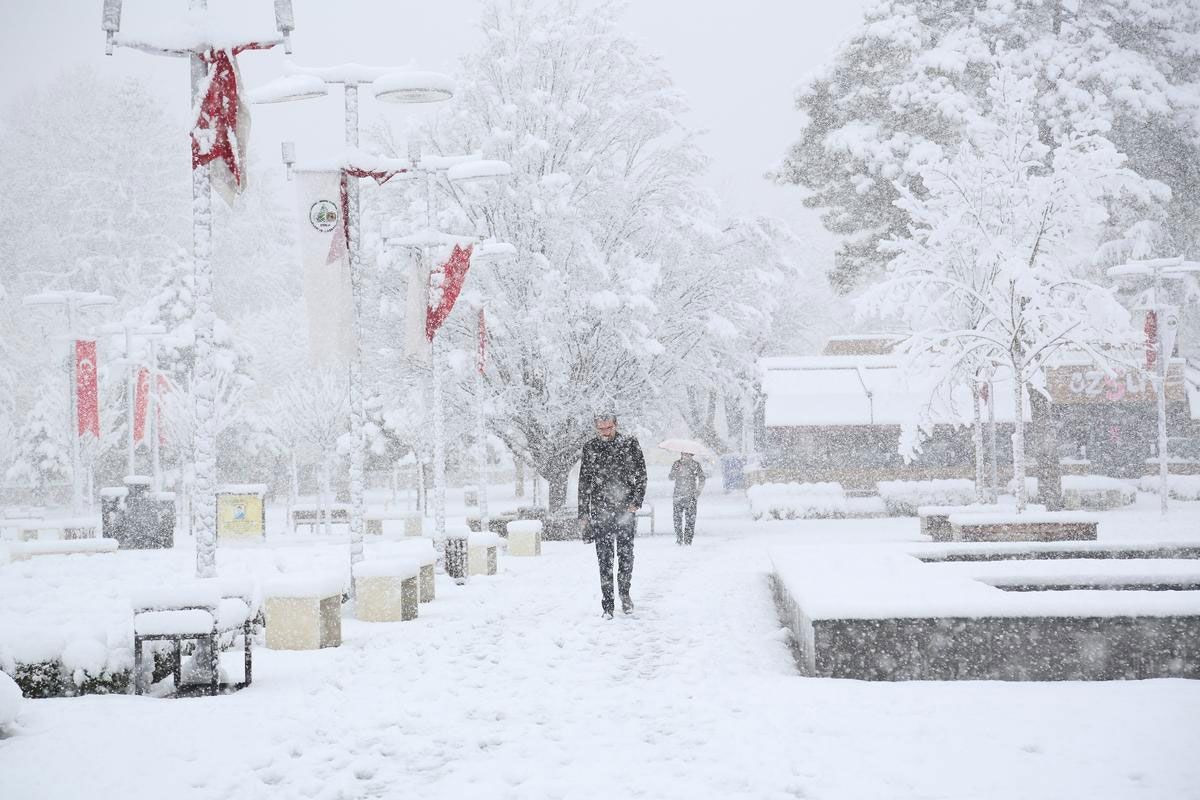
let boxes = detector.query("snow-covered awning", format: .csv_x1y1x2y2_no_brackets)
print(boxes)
759,355,1024,428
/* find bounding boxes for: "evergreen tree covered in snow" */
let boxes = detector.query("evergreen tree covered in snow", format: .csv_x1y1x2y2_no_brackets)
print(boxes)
778,0,1200,291
5,378,70,501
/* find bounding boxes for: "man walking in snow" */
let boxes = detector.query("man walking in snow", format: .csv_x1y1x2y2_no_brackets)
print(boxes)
578,413,647,618
669,452,705,545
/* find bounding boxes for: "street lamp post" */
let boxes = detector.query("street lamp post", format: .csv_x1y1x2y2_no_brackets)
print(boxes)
383,152,512,550
22,291,117,513
1107,257,1200,515
252,65,454,576
102,0,295,579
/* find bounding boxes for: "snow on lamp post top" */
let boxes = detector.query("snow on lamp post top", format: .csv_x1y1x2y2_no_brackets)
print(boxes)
447,160,512,184
473,241,518,264
22,291,117,310
249,74,328,104
373,71,456,104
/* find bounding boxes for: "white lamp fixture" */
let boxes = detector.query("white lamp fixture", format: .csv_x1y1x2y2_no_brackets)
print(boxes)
447,160,513,184
249,74,329,104
373,71,455,104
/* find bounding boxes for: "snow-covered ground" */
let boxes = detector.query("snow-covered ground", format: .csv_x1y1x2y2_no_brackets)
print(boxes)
3,488,1200,799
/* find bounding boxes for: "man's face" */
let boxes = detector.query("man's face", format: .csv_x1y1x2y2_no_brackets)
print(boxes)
595,419,617,441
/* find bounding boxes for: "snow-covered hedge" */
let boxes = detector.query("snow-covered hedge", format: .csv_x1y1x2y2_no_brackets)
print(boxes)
877,480,977,516
0,671,20,732
1061,475,1136,509
1137,475,1200,501
0,633,133,699
748,482,846,520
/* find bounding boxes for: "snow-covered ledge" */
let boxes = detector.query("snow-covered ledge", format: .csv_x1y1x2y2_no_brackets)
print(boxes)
949,511,1100,542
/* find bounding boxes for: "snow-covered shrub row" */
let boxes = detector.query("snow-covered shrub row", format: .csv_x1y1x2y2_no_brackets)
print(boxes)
0,632,132,698
1137,475,1200,501
0,671,20,732
877,480,976,516
747,483,846,520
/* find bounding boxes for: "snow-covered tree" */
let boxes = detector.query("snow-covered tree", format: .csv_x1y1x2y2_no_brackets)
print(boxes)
5,379,70,502
859,67,1153,509
778,0,1200,291
369,0,810,507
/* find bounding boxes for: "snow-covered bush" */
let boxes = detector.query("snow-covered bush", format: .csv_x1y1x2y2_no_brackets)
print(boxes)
0,634,132,699
1137,475,1200,501
748,482,846,520
0,670,20,732
877,480,976,516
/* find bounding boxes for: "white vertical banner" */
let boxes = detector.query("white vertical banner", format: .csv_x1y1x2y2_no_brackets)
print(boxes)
295,170,355,366
403,249,431,365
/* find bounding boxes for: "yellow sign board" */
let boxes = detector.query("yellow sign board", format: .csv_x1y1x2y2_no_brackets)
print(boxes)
216,493,265,540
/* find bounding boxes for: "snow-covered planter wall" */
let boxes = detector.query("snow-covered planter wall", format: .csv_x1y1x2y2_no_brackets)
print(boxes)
877,480,976,516
1138,475,1200,501
1061,475,1135,510
748,483,846,520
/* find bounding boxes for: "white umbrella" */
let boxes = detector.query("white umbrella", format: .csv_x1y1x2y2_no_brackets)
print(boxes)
657,438,716,458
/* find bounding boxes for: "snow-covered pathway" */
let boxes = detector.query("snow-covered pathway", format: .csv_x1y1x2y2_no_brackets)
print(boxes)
5,516,1200,799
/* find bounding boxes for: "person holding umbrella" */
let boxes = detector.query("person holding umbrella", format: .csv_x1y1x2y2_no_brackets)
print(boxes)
668,450,706,545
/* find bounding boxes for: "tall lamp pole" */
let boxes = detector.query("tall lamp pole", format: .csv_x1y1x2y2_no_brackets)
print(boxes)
99,323,167,481
252,67,453,575
22,291,116,513
1107,257,1200,515
102,0,295,578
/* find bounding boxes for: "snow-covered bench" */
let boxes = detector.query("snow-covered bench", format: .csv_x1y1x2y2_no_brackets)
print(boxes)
949,511,1100,543
364,509,423,537
263,574,344,650
506,520,542,556
353,559,420,622
131,582,261,696
8,538,119,562
468,531,500,576
290,503,351,534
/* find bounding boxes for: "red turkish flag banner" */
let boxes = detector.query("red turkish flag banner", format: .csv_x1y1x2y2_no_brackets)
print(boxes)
425,244,474,340
134,368,150,444
192,45,268,205
1145,310,1158,369
75,341,99,439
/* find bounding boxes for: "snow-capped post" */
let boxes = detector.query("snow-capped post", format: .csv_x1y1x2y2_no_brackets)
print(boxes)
251,67,452,585
1106,257,1200,516
381,142,512,549
21,291,116,513
99,322,166,481
104,0,295,579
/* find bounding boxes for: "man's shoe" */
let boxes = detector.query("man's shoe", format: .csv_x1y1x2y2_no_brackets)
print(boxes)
602,610,614,620
620,595,634,615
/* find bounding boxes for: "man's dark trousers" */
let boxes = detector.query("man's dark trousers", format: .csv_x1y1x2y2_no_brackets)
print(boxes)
592,511,635,614
673,497,697,544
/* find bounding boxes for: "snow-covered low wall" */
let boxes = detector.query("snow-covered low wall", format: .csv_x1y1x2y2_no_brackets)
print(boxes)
747,483,846,520
770,543,1200,680
1138,475,1200,501
877,479,977,516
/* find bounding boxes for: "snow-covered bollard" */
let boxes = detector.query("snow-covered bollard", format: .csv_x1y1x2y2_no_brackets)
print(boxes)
445,528,469,582
506,520,542,557
263,574,344,650
392,538,437,602
468,531,500,576
0,670,21,733
353,559,420,623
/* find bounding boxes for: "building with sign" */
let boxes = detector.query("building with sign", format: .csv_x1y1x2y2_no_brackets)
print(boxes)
757,337,1200,491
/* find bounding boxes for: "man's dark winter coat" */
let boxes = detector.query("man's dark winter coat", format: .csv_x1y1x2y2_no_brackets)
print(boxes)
577,433,648,519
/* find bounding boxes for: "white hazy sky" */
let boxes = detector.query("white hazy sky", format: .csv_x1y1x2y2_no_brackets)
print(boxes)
2,0,870,253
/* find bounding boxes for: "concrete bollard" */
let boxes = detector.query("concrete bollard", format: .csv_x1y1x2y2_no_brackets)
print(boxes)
353,559,421,622
468,531,500,576
506,519,542,556
264,574,344,650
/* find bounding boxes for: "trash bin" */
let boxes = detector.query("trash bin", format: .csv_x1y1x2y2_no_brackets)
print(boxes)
102,477,175,549
444,531,468,582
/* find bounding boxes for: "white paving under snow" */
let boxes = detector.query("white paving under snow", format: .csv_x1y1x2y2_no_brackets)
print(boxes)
3,492,1200,799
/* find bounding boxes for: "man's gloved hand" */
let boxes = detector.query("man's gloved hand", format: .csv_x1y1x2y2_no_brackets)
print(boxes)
580,518,594,543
